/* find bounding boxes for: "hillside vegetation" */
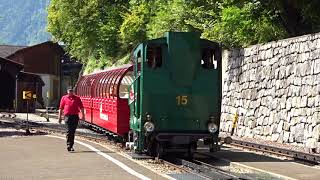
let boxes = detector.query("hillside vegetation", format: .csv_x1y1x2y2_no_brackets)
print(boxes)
47,0,320,73
0,0,51,46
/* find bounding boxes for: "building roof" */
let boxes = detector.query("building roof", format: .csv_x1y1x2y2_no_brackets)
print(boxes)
0,56,24,69
6,41,64,59
0,45,27,58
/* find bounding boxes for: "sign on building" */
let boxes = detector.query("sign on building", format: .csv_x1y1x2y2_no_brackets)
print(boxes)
23,91,32,100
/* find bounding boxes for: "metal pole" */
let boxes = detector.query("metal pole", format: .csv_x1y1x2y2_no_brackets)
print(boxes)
230,111,239,136
26,100,30,135
15,74,19,112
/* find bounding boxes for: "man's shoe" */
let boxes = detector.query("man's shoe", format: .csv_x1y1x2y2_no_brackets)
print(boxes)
70,147,75,151
67,147,72,152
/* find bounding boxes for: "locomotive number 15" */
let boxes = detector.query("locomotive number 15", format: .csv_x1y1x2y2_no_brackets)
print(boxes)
176,95,188,106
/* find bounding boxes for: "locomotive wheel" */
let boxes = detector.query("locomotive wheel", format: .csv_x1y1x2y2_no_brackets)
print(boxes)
148,141,157,157
156,142,165,159
186,142,197,159
186,149,194,160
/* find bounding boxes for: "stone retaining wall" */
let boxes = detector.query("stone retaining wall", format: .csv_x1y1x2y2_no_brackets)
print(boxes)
220,33,320,150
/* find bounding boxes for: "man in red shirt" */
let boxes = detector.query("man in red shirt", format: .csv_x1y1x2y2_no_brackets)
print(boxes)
58,87,84,152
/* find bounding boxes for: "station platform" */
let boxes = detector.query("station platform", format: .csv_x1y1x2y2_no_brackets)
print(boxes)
0,134,167,180
3,112,320,180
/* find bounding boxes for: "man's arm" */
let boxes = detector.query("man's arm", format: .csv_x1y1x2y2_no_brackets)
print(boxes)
58,109,63,124
80,108,85,120
58,96,65,124
78,97,85,120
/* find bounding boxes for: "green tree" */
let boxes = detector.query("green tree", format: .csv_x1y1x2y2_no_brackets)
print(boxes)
260,0,320,36
48,0,126,64
146,0,197,39
47,0,320,72
208,1,287,47
120,1,151,50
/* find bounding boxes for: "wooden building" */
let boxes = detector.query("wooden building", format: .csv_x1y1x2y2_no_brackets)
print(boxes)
0,57,44,112
7,41,64,108
0,57,23,110
16,72,45,112
61,59,83,94
0,42,82,112
0,45,26,58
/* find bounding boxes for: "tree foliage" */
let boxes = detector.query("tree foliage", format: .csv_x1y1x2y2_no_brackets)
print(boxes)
48,0,126,64
260,0,320,36
47,0,320,72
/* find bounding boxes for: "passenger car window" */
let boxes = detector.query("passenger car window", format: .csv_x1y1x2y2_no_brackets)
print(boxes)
119,71,134,99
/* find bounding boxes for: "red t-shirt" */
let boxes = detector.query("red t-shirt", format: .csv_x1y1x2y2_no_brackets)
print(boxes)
59,95,84,115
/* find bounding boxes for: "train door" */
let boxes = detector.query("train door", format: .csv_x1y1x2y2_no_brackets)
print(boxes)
129,44,144,152
129,48,142,128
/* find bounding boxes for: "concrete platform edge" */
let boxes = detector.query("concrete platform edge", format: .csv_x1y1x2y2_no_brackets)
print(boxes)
47,133,176,180
84,138,177,180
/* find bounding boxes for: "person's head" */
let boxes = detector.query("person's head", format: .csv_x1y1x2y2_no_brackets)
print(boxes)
67,87,74,96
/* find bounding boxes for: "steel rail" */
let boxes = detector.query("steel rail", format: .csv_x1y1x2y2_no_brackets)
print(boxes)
167,157,244,180
193,158,251,180
229,139,320,164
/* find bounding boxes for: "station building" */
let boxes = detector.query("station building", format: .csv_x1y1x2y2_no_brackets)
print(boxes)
0,42,82,112
0,57,23,110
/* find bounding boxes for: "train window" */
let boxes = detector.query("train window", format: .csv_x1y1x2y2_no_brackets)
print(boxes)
136,51,142,63
89,78,95,96
96,77,101,97
105,71,114,98
85,78,89,96
201,48,217,69
146,46,162,69
94,75,99,97
102,72,108,97
134,51,142,76
119,71,134,99
99,75,103,97
99,73,107,97
108,70,119,98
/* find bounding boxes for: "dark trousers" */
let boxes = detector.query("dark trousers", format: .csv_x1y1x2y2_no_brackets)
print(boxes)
64,115,79,148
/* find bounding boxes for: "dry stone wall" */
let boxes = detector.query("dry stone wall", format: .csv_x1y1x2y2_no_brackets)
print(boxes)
220,33,320,150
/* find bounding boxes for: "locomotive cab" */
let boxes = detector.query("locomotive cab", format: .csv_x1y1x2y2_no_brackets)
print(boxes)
129,32,222,158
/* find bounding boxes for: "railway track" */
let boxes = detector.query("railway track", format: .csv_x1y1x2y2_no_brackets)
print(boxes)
2,116,320,178
3,116,320,166
166,156,246,180
1,118,235,179
4,113,320,165
0,112,16,119
228,139,320,165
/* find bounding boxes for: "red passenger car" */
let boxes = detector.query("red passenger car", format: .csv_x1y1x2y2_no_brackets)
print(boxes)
75,65,133,136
